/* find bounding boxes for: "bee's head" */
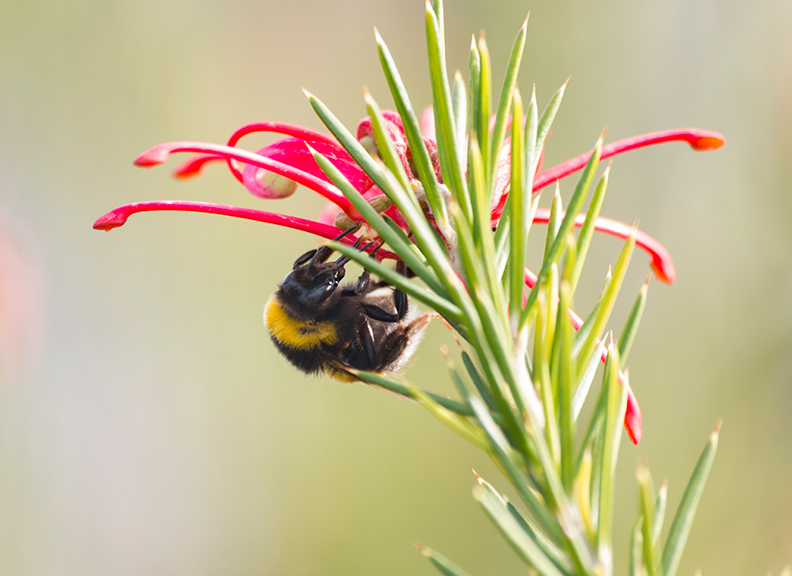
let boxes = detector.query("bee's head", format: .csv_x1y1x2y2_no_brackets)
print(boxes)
279,259,346,309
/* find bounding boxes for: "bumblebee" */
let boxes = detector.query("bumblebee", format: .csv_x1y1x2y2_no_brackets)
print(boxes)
264,230,431,382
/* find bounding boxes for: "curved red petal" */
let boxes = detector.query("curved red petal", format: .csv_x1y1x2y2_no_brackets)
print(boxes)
533,128,725,192
526,208,675,284
93,201,345,237
133,141,354,212
93,201,399,262
223,121,337,184
172,155,227,179
242,138,372,199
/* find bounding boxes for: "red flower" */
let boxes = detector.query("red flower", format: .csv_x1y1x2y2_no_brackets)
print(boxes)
94,111,724,444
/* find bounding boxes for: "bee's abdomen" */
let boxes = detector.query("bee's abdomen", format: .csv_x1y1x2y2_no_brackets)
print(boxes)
264,295,338,375
265,296,338,349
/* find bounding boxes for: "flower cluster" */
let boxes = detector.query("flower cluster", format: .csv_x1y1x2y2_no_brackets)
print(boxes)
94,109,723,445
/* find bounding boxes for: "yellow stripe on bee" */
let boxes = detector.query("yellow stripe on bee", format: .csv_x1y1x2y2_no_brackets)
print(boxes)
264,296,338,349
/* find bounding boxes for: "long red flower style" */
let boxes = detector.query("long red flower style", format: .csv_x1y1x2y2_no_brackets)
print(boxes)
94,111,724,444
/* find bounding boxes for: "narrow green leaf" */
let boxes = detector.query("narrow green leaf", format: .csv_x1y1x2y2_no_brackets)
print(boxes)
535,289,561,470
495,191,541,280
575,225,637,377
474,485,566,576
461,351,497,412
474,473,575,575
629,516,644,576
571,268,612,356
571,340,606,421
452,70,467,162
521,132,604,329
467,37,482,174
544,183,563,260
619,276,649,367
556,242,577,492
350,369,474,417
467,138,505,317
425,4,470,221
571,163,610,292
477,34,492,175
596,341,628,549
488,15,528,190
364,90,416,203
508,88,526,322
418,544,475,576
469,396,561,543
410,384,489,450
652,481,668,547
659,422,721,576
375,30,448,226
638,463,657,576
534,80,568,170
506,501,575,574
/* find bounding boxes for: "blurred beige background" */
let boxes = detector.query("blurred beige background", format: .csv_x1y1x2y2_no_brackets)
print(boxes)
1,0,791,574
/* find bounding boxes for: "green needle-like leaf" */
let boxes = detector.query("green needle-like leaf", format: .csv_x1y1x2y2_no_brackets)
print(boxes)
575,225,636,377
476,34,492,174
535,79,568,170
659,423,721,576
488,15,528,192
638,463,657,576
508,88,526,321
556,242,577,492
619,276,649,367
474,485,566,576
653,482,668,547
350,369,474,418
521,132,604,329
375,29,447,225
596,342,628,549
571,340,606,421
425,2,470,221
571,269,612,357
629,517,644,576
418,544,476,576
410,384,489,450
461,351,497,411
452,71,468,162
544,184,563,261
571,163,610,292
364,90,416,202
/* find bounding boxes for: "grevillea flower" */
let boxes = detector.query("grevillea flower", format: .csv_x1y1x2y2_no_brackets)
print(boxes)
94,111,724,445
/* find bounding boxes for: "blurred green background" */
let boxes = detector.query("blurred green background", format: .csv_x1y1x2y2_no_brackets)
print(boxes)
1,0,790,574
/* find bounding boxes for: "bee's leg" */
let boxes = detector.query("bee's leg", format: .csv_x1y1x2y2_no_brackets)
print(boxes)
293,248,319,268
342,317,377,371
295,225,361,269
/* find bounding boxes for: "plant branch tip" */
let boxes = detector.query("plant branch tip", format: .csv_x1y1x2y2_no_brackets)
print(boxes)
713,419,723,436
